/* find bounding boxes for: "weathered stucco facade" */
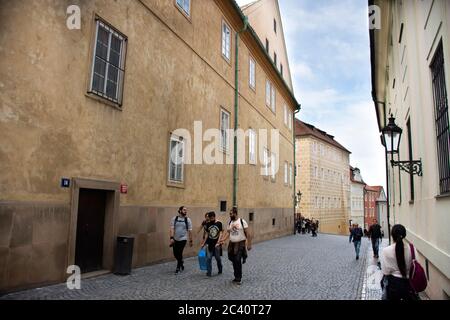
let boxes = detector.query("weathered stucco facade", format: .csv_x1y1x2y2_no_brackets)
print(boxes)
295,120,351,235
370,0,450,300
0,0,299,293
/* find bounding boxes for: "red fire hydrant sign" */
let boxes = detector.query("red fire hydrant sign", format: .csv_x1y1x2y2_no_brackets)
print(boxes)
120,184,128,194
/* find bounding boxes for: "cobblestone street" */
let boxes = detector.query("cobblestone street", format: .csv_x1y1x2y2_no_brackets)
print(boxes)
2,233,370,300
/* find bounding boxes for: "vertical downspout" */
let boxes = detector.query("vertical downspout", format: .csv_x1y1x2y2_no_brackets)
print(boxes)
233,16,248,207
293,108,300,234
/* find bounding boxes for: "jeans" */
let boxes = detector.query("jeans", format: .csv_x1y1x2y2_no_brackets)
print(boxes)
173,240,187,269
372,238,380,257
206,245,222,275
353,240,361,257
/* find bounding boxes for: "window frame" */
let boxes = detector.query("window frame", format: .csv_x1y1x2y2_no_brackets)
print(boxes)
289,163,293,187
249,128,256,165
168,134,185,184
263,147,270,178
221,20,232,62
220,108,231,153
249,56,256,91
284,161,289,185
270,152,277,181
88,17,127,108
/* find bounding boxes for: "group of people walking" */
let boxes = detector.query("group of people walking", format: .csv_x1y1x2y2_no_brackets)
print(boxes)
296,217,319,237
349,219,426,300
169,206,251,285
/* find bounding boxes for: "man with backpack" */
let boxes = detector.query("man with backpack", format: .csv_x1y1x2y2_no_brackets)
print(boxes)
218,207,251,285
368,219,383,259
169,206,193,274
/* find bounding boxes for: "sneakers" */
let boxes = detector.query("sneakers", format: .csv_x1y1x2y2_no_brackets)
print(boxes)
218,270,222,275
356,255,359,260
180,265,185,271
175,268,180,274
232,279,241,285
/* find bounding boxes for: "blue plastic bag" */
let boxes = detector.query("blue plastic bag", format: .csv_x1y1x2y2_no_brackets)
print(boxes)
198,247,207,271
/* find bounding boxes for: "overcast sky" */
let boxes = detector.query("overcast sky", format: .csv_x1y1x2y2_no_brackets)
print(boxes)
237,0,386,189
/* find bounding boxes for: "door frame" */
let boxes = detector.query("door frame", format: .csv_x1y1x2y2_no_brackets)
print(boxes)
68,178,120,274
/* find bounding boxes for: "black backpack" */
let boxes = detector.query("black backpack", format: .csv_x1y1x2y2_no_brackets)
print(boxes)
174,216,188,231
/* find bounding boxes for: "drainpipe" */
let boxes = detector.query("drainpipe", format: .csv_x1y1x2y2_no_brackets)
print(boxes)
293,108,301,234
233,16,249,207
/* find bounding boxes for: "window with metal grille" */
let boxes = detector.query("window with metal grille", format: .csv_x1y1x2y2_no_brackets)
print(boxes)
220,109,230,152
222,21,231,61
168,135,184,183
89,19,126,105
431,41,450,194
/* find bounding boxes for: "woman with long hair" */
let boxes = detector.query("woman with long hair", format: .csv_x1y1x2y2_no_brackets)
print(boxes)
380,224,418,300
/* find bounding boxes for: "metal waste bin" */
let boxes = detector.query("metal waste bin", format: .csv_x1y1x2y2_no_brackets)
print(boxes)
114,236,134,275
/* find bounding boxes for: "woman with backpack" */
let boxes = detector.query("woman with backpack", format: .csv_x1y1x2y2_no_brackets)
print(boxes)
380,224,425,300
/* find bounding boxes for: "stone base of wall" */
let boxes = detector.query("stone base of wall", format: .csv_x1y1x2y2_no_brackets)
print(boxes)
0,201,294,294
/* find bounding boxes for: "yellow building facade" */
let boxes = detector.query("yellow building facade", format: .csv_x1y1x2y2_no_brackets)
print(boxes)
0,0,299,293
295,120,351,235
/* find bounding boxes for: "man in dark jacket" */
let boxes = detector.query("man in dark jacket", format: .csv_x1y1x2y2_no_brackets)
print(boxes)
351,224,364,260
368,219,383,259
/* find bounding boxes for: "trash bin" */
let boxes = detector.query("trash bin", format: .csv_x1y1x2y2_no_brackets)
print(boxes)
114,236,134,275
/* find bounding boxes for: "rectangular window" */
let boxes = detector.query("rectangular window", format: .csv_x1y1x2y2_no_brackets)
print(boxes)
220,201,227,212
289,163,293,186
249,212,254,222
168,135,184,183
263,147,270,177
280,63,283,76
249,129,256,164
271,84,276,112
249,57,256,89
274,52,277,66
271,152,276,180
266,38,269,53
89,19,127,105
176,0,190,16
220,109,230,152
284,162,288,185
288,112,292,130
284,105,288,125
274,19,277,33
266,80,271,106
222,21,231,61
430,41,450,194
407,118,414,201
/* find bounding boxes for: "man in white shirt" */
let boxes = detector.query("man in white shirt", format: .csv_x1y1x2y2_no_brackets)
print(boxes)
219,207,252,285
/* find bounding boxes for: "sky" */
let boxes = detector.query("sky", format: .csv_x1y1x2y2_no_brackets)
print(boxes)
237,0,386,189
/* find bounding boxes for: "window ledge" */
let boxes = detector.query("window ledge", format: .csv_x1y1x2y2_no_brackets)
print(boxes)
435,192,450,200
85,92,122,111
167,182,185,189
409,200,414,205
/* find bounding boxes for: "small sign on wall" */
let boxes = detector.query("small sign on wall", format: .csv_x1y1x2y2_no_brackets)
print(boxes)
120,183,128,194
61,178,71,188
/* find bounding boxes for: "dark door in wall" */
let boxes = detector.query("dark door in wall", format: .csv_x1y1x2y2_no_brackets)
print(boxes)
75,188,106,273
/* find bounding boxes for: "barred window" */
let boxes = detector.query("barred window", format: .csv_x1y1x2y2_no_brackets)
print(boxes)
222,21,231,61
220,109,230,152
431,41,450,194
249,57,256,89
89,19,126,105
168,135,184,183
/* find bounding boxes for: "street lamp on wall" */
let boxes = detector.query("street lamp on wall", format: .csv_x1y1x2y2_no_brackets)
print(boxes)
382,115,423,176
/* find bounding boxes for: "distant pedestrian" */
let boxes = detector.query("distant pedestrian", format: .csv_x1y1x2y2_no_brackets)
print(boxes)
351,224,363,260
301,219,306,234
200,211,223,277
296,218,302,234
219,207,252,285
380,224,419,300
169,206,193,274
368,219,383,258
349,224,354,243
311,222,317,237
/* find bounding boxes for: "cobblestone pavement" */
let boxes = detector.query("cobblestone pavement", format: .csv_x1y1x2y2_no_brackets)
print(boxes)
361,238,386,300
2,233,369,300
